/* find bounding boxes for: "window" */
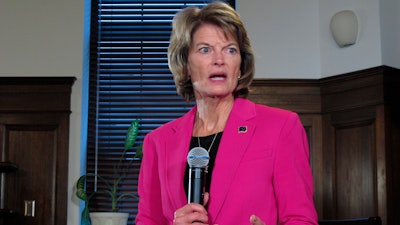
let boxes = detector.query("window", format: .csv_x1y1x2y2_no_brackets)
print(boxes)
86,0,235,223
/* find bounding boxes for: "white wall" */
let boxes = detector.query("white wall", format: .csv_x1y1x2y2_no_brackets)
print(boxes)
238,0,396,79
0,1,398,225
318,0,382,77
238,0,321,79
380,0,400,68
0,1,84,225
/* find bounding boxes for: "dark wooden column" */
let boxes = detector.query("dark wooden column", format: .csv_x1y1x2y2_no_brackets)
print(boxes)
0,77,75,225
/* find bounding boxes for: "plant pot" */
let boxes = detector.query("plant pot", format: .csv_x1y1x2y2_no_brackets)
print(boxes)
90,212,129,225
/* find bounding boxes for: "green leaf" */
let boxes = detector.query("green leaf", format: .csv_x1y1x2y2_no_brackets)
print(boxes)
117,193,139,202
76,175,88,201
124,119,139,151
135,144,143,159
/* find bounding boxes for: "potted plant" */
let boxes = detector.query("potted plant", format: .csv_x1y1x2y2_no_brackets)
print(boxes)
76,119,142,225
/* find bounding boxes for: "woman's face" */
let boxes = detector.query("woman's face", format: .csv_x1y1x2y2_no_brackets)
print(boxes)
187,23,241,100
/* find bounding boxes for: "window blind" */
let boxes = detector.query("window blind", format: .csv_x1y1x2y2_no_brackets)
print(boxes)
87,0,235,223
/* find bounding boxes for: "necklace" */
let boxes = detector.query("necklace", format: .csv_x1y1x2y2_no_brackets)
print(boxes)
198,133,218,153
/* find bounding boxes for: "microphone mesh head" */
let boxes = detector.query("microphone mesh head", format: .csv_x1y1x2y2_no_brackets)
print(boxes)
187,147,210,168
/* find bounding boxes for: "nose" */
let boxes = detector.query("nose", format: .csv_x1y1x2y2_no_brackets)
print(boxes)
213,51,225,65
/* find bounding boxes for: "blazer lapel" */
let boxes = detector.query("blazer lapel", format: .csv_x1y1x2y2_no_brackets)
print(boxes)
164,108,196,210
207,98,256,221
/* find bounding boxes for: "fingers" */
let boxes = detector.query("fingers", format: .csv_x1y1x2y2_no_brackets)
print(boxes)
250,214,266,225
203,192,210,206
173,203,208,225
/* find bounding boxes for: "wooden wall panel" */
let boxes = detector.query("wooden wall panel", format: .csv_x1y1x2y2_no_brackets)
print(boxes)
6,126,58,225
320,67,395,225
249,66,399,225
382,67,400,225
330,110,377,218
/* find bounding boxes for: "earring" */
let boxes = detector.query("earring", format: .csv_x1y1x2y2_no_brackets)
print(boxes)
238,75,241,79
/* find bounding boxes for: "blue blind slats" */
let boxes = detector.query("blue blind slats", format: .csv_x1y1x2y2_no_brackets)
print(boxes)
87,0,234,222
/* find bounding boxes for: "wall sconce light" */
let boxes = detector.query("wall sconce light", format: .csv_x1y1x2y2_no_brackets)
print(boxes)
330,10,358,48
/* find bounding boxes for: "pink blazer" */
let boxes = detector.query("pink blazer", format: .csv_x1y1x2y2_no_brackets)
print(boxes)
136,98,318,225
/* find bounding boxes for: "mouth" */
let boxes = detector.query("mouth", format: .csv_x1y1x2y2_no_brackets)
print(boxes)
209,73,227,81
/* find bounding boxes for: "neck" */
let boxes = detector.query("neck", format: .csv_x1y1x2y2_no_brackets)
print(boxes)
193,97,234,136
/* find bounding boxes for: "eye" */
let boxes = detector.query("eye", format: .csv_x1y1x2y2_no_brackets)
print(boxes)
227,47,238,54
199,47,210,53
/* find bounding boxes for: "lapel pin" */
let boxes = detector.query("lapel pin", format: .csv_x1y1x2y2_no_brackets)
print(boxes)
238,126,247,133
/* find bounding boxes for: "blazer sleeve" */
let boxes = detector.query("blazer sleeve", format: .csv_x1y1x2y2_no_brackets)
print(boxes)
135,133,170,225
273,113,318,225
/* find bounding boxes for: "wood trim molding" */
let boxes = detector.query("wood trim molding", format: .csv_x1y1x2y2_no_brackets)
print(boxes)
250,65,399,114
0,77,76,112
249,79,321,114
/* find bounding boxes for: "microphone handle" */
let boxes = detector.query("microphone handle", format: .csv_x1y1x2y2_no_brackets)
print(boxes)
188,167,206,204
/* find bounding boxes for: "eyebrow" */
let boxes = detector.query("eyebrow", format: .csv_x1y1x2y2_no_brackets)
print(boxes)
193,42,238,48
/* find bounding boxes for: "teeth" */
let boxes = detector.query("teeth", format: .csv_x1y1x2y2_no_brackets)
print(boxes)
211,77,225,80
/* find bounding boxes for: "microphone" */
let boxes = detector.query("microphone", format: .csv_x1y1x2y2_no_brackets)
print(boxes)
187,147,210,204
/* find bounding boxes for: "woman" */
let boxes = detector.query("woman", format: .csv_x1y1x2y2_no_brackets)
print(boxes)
136,2,318,225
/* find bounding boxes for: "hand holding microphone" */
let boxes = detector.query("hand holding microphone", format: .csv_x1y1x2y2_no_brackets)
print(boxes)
172,148,210,225
187,146,210,204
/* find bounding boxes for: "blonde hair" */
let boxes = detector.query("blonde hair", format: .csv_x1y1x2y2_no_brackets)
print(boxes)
168,1,255,102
